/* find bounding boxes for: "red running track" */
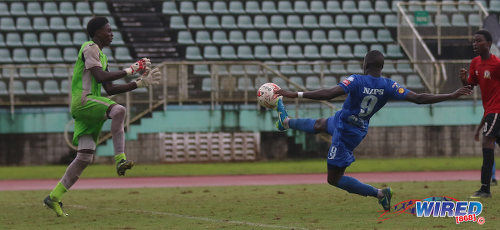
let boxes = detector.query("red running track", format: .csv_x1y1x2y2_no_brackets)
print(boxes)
0,170,480,191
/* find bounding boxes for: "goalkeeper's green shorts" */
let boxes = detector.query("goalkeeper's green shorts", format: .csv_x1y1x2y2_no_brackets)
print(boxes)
71,95,116,146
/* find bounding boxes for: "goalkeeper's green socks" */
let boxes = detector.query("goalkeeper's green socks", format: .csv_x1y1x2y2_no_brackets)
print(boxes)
114,153,126,165
49,182,68,202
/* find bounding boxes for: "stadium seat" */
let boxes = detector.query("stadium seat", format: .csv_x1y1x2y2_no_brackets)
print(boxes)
361,29,377,43
193,64,211,77
367,14,384,28
289,76,304,90
19,65,37,79
178,31,194,45
63,48,78,62
295,30,311,43
221,15,237,29
237,45,254,59
304,45,321,60
49,17,66,30
2,66,18,78
36,66,53,79
278,1,294,14
112,32,125,45
408,4,423,12
60,79,69,94
201,78,212,92
390,74,405,86
318,15,335,29
179,1,195,14
386,44,405,59
294,1,310,14
76,2,92,15
306,76,321,90
337,45,354,59
170,16,186,29
73,32,87,45
221,46,237,59
13,48,29,63
47,48,63,63
313,63,330,74
490,1,500,13
244,65,260,75
328,30,344,43
0,81,8,96
396,60,414,74
43,80,61,95
213,1,229,14
359,0,374,13
43,2,59,15
26,80,44,95
324,76,338,87
353,44,368,58
384,14,398,27
270,15,287,29
271,45,287,59
424,0,438,13
162,1,178,15
195,31,212,44
303,15,319,29
271,77,289,90
254,76,269,88
406,74,425,89
186,46,202,60
196,1,212,15
13,80,26,95
279,30,295,44
29,48,47,63
229,1,245,14
286,15,303,29
10,2,27,16
237,15,253,29
188,16,204,29
6,33,22,47
468,14,481,27
228,31,245,44
16,17,33,31
262,1,278,14
204,46,220,60
93,2,110,15
53,65,71,78
0,34,4,47
435,14,451,27
56,32,72,47
0,3,8,16
254,15,270,29
370,44,385,55
345,30,361,43
320,45,337,59
60,2,75,16
311,1,326,14
205,15,221,29
237,77,254,91
280,64,296,75
297,64,313,75
245,1,261,14
262,30,278,44
352,15,367,28
254,45,271,60
451,14,467,27
33,17,50,31
213,31,229,44
342,0,358,13
346,60,363,74
326,1,342,14
441,1,457,12
312,30,328,44
383,62,397,74
245,30,262,44
0,17,16,31
335,15,351,28
100,48,112,62
377,29,394,43
0,49,13,64
287,45,304,59
115,47,133,62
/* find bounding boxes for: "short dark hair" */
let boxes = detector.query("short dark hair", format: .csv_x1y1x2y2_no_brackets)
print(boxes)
475,29,492,42
364,50,384,69
86,16,109,38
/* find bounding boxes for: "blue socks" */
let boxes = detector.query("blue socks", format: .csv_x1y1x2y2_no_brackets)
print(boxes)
335,176,379,197
289,118,317,133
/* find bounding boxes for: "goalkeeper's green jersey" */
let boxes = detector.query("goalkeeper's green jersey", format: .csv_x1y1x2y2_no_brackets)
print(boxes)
71,40,108,102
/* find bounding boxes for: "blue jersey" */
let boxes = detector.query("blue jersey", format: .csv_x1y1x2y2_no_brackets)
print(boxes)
337,74,408,130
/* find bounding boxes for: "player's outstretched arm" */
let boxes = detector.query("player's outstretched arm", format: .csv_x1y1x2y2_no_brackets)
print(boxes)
276,85,346,100
89,58,152,83
404,86,472,104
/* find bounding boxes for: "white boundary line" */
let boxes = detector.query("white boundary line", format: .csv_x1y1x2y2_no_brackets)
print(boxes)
30,203,309,230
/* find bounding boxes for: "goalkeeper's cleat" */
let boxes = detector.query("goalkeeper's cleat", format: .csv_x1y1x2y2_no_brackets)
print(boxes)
469,190,492,198
492,178,498,186
378,187,393,211
275,97,288,131
43,195,68,217
116,159,134,176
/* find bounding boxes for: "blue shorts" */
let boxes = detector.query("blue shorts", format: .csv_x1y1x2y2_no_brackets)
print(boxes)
326,112,367,168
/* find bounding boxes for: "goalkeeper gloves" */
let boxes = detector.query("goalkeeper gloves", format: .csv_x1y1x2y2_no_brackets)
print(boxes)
124,58,151,75
134,67,162,88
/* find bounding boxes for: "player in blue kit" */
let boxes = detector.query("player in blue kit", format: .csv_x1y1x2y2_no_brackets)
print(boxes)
275,50,472,211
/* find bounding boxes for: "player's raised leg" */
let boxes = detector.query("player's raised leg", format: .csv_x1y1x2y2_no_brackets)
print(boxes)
275,98,328,133
107,104,134,176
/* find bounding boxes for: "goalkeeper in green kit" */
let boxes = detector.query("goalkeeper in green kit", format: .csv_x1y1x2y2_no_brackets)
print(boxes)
44,16,161,217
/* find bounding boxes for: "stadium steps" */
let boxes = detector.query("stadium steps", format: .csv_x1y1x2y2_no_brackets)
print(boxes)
108,0,178,62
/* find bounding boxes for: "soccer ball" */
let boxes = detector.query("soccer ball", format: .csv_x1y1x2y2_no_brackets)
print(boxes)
257,83,281,109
